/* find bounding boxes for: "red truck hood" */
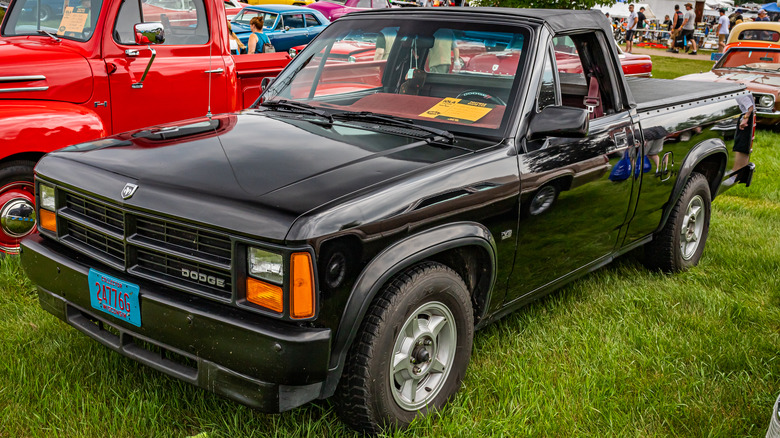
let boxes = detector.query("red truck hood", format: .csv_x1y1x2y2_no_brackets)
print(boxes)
0,39,93,104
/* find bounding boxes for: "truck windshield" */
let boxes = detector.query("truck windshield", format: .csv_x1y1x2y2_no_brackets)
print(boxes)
260,18,530,137
2,0,104,41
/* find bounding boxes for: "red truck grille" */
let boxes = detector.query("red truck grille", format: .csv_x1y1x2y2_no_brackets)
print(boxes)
58,190,233,302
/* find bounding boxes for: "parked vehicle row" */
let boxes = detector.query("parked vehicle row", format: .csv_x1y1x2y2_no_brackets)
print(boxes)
21,8,754,434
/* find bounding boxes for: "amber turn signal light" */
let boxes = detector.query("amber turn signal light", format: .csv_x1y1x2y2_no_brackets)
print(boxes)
246,277,283,313
39,209,57,233
290,252,315,319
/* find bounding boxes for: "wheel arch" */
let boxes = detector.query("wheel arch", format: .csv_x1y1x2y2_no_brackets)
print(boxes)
322,221,497,397
657,138,726,234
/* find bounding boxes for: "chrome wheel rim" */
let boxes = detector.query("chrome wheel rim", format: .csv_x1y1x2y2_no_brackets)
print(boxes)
0,181,36,254
390,301,456,411
680,195,705,260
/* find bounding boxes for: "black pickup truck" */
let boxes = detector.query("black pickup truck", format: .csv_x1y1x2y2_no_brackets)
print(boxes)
21,8,755,434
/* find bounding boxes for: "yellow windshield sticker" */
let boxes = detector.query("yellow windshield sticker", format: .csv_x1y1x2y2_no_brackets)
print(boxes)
419,98,496,124
57,7,89,35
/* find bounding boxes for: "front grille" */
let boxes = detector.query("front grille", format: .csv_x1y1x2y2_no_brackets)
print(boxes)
135,249,232,300
57,189,233,302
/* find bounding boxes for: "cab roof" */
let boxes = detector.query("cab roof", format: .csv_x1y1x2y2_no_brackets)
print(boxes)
345,8,613,36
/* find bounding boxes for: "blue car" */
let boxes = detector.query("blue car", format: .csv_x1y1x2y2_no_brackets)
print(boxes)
230,5,329,53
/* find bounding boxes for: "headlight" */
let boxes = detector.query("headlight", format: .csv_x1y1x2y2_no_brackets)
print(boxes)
248,247,284,284
348,55,356,63
39,184,55,211
758,94,775,109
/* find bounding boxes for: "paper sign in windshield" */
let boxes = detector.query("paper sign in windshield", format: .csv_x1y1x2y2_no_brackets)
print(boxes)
57,7,89,35
420,98,495,124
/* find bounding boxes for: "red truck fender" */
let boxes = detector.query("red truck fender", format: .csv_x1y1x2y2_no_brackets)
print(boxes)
0,101,107,253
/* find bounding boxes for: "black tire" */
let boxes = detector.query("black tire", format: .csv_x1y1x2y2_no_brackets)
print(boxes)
335,261,474,434
644,172,711,272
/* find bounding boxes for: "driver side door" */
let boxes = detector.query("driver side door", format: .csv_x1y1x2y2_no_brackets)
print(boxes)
104,0,228,134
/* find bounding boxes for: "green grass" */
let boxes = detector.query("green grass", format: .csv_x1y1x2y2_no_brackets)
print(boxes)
1,136,778,437
649,55,716,80
1,60,779,437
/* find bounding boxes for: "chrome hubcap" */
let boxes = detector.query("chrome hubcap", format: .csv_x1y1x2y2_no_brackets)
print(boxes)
390,301,456,411
680,195,705,260
0,198,36,238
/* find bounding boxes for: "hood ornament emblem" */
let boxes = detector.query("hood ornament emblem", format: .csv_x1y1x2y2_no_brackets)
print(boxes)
121,183,139,200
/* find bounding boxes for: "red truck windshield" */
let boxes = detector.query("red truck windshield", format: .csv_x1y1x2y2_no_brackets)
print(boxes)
2,0,104,41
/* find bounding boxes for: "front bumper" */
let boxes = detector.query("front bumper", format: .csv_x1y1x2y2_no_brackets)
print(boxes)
756,108,780,124
21,235,332,413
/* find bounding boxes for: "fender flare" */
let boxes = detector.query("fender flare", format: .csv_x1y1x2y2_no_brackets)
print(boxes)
322,221,497,396
657,138,727,233
0,101,108,157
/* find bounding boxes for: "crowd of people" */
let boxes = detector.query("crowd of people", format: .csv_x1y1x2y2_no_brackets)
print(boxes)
611,3,777,55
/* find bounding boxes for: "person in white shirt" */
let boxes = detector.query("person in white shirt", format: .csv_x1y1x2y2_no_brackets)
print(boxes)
626,4,638,53
716,8,729,52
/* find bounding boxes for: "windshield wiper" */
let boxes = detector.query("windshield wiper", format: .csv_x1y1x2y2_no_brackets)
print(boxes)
260,99,333,124
333,111,455,144
37,29,61,42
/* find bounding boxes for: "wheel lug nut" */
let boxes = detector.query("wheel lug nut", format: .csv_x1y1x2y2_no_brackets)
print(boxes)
413,366,421,374
424,339,432,346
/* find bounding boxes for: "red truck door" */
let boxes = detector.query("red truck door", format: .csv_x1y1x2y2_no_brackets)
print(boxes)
104,0,228,133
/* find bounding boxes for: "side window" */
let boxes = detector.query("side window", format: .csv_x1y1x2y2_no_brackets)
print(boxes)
372,0,389,8
114,0,209,45
551,34,618,117
356,0,371,7
284,13,304,29
303,13,320,27
538,49,558,111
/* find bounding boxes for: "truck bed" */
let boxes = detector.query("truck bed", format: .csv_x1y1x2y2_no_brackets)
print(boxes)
627,77,746,112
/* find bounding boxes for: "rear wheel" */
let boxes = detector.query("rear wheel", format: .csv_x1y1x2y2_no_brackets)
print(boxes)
0,161,37,255
644,172,711,272
335,262,473,434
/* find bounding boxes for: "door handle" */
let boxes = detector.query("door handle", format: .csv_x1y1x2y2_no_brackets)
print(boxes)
205,68,225,74
125,49,140,56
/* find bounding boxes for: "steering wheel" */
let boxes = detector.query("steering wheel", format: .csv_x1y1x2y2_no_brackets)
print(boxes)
455,89,506,106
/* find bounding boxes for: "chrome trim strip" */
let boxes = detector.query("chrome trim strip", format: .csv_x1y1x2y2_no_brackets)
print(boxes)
0,75,46,82
0,86,49,93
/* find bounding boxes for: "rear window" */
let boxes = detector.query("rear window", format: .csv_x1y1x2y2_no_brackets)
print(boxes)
738,29,780,42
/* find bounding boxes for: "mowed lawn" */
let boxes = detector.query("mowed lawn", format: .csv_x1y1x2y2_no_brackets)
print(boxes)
1,56,779,437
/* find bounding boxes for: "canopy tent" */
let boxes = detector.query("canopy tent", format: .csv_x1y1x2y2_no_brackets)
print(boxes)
760,2,780,13
593,3,657,19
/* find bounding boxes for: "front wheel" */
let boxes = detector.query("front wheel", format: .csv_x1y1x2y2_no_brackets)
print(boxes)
335,262,474,434
644,172,711,272
0,161,38,255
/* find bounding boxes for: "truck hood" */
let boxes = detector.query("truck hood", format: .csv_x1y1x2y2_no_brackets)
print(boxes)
38,112,473,241
677,69,780,95
0,39,93,103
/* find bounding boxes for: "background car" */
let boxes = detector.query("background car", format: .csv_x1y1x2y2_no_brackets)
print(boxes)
223,0,246,20
248,0,314,6
306,0,390,22
726,21,780,48
230,4,329,52
677,44,780,124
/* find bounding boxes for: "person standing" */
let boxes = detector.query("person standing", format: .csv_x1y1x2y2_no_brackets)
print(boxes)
626,4,638,53
662,14,672,41
681,2,697,55
716,8,729,52
756,9,770,22
247,16,272,54
668,4,684,51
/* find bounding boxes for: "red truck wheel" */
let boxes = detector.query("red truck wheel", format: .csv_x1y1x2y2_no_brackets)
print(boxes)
0,161,37,255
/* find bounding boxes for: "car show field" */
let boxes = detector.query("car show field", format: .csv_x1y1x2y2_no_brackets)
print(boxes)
0,112,777,436
1,1,779,435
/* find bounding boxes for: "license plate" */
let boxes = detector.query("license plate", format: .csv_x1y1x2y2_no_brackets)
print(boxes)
88,269,141,327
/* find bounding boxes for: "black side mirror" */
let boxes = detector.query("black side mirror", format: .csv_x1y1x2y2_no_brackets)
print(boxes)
528,106,589,140
261,76,275,91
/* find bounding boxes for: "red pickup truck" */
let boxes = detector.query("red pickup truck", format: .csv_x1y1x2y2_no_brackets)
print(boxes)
0,0,290,253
